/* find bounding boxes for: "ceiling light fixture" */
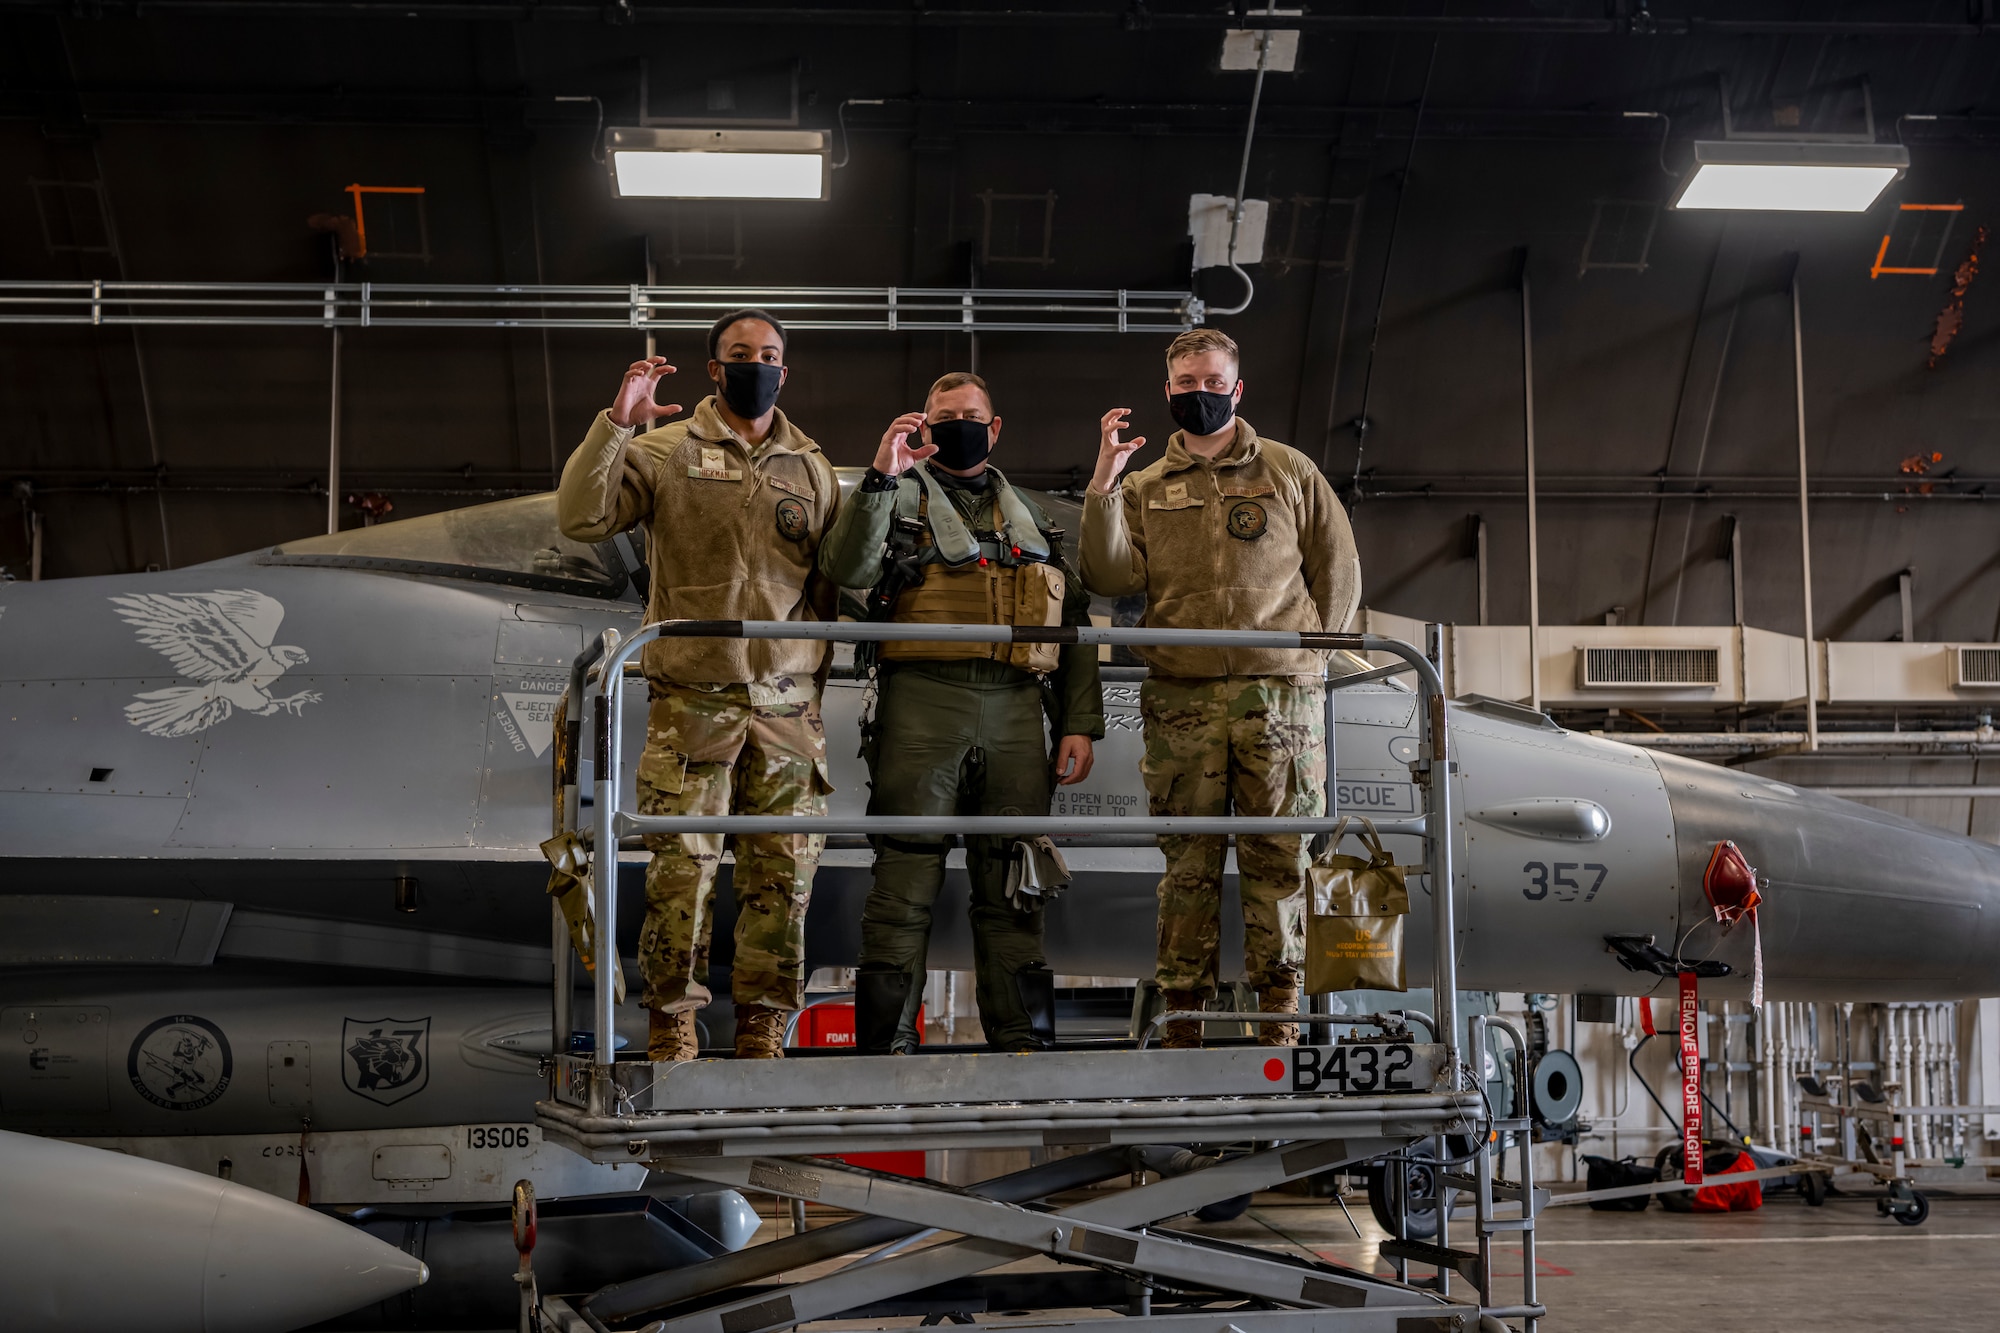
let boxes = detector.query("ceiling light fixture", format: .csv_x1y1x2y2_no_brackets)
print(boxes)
606,128,830,201
1671,140,1909,212
1662,76,1909,214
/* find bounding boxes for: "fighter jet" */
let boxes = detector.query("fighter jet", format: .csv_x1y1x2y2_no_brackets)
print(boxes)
3,481,1998,1206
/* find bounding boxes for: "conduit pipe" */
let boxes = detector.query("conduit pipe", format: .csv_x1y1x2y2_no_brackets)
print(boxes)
1604,731,2000,752
1206,6,1275,318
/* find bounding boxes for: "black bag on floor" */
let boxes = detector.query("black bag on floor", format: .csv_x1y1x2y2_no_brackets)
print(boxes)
1581,1154,1658,1211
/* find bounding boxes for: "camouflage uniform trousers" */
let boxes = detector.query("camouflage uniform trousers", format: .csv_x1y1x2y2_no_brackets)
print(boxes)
635,678,830,1014
1138,674,1326,999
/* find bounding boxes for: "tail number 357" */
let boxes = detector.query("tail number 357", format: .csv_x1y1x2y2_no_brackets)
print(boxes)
1523,862,1608,903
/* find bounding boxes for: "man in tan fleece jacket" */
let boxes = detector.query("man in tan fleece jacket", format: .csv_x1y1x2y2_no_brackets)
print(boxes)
1080,327,1360,1049
557,309,839,1062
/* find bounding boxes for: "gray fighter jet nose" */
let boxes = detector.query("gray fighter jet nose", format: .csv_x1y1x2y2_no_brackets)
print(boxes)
0,1130,428,1333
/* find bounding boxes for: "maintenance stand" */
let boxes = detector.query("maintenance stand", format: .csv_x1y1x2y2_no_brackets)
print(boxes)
533,622,1548,1333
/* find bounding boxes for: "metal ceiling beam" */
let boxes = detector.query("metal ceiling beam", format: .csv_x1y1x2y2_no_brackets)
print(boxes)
4,2,1994,37
0,281,1198,334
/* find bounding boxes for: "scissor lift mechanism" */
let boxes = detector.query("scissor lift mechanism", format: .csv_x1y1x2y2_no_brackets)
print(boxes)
534,622,1546,1332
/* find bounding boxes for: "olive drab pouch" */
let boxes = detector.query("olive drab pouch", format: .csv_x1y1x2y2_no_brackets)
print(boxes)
539,831,626,1004
1306,816,1411,994
1006,562,1065,674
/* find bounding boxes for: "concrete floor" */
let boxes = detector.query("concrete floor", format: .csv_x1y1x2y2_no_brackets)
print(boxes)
752,1185,2000,1332
1196,1191,2000,1332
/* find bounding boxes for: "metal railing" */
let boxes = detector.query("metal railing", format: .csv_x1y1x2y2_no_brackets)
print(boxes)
0,280,1199,334
559,619,1458,1111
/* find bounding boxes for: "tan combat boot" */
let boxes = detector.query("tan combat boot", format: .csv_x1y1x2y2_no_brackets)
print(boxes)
1158,988,1204,1050
1257,985,1300,1047
648,1007,698,1063
734,1004,787,1059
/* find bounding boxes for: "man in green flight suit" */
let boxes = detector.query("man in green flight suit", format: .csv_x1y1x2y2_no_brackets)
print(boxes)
819,372,1104,1053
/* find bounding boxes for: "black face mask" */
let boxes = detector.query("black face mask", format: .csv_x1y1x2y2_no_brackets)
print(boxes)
717,361,784,418
1167,389,1236,438
925,417,992,471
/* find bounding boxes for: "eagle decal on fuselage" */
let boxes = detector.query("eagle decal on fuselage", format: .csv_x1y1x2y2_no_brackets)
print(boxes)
110,589,321,737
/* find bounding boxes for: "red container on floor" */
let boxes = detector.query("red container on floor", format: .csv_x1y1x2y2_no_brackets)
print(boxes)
793,1000,927,1178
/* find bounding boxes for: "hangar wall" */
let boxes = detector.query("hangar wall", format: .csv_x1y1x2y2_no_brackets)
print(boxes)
2,8,1996,651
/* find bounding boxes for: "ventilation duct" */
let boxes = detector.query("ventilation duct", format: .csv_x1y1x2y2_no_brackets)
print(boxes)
1576,646,1721,690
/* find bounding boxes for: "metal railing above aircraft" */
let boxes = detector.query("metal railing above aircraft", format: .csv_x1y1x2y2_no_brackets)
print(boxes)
0,280,1200,334
556,619,1461,1103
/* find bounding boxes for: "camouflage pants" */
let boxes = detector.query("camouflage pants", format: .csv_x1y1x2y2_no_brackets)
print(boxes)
635,679,830,1014
1138,675,1325,998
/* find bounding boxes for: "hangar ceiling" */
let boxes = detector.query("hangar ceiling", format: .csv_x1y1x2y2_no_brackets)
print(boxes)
1,1,1997,648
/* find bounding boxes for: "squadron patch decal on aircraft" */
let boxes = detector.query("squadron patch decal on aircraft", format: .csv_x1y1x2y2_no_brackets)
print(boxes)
109,589,321,737
342,1017,430,1106
128,1014,233,1111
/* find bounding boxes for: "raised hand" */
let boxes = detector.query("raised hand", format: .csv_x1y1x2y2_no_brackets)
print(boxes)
872,411,936,475
608,356,682,429
1091,408,1146,495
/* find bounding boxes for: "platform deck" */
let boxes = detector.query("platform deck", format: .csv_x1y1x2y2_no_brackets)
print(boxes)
536,1041,1480,1162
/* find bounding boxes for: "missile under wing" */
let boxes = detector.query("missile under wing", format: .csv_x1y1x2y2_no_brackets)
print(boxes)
0,1128,428,1332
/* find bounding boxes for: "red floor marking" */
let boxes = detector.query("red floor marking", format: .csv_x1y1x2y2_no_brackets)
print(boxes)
1486,1248,1574,1278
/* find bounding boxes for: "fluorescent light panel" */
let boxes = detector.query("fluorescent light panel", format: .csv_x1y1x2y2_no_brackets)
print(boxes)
1676,164,1901,212
606,128,830,201
613,150,823,199
1671,140,1908,213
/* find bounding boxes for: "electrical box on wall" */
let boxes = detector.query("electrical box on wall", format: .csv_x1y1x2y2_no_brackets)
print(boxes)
1220,15,1301,72
1188,194,1268,269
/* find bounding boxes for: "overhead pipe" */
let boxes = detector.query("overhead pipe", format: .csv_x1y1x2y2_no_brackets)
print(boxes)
1607,732,2000,752
0,281,1197,334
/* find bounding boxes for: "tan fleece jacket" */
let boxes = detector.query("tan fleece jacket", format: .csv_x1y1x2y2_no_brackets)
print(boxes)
557,397,840,686
1079,419,1361,679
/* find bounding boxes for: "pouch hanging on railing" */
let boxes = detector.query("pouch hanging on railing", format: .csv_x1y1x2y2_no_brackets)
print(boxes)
1305,815,1412,993
539,830,626,1004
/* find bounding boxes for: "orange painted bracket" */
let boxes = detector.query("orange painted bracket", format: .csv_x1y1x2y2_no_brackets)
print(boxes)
1872,202,1965,279
343,184,427,259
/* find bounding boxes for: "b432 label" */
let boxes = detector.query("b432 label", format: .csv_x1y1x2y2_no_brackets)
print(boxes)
1291,1042,1416,1093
